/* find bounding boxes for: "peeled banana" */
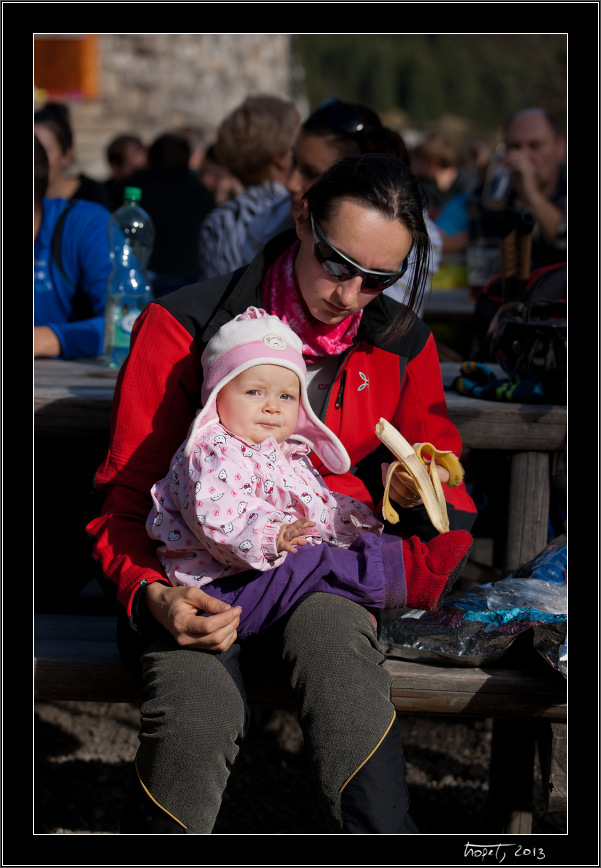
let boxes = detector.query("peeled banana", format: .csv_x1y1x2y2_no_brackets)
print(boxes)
375,417,464,535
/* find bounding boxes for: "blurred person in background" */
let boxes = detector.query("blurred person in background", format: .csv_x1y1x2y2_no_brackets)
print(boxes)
198,95,300,281
197,144,245,205
34,136,112,359
434,108,566,265
175,125,210,174
34,102,111,209
477,107,566,266
411,131,478,220
120,132,215,297
103,133,149,211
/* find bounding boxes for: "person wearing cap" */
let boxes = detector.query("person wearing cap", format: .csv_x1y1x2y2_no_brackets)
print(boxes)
146,307,471,640
87,153,477,835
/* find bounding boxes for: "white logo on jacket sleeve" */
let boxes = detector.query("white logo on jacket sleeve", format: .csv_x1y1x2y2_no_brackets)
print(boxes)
358,371,369,391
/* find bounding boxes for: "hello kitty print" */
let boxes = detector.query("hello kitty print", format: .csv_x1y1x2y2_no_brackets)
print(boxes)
146,423,383,588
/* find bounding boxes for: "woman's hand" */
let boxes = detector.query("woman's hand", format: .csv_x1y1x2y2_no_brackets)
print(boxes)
381,461,450,509
144,582,241,652
277,518,317,554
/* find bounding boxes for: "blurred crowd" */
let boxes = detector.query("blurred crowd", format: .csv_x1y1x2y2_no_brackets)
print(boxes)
34,95,566,361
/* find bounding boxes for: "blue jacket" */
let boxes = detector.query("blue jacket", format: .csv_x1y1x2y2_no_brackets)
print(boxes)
34,197,112,359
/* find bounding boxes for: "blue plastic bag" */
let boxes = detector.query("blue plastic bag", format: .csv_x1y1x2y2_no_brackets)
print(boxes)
381,536,566,673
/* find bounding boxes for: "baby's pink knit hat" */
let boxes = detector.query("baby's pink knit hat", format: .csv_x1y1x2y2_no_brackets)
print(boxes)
183,307,350,474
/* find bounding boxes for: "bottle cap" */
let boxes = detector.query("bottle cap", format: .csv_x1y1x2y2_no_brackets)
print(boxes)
124,187,142,201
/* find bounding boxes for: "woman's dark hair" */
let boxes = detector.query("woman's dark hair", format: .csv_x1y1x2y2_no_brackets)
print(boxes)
148,133,191,169
34,135,50,208
303,153,431,339
107,134,146,168
34,102,74,153
302,98,411,166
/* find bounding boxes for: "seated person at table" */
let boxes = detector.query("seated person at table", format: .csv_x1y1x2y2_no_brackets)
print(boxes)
118,132,215,298
435,108,567,266
411,131,478,221
34,136,113,359
146,307,472,640
198,95,300,281
35,102,111,209
103,133,149,211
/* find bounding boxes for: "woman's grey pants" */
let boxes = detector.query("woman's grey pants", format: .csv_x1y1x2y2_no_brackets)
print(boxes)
133,592,417,834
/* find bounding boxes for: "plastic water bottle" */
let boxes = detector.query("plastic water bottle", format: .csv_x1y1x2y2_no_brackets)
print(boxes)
104,187,155,368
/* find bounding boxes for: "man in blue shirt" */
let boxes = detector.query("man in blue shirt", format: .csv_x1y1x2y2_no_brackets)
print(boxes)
34,136,112,359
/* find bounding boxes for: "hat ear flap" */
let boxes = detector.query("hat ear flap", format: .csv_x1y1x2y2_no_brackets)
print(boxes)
182,396,220,457
292,391,351,475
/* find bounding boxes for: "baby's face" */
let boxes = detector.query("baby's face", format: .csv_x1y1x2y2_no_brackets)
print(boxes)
216,365,301,445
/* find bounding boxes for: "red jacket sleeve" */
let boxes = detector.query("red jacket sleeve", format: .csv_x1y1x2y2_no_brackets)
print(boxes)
86,302,202,614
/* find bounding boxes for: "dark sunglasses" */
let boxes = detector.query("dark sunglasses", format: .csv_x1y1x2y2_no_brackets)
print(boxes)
311,215,409,292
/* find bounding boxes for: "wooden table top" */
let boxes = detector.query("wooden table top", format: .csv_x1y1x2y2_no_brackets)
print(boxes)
34,357,566,452
423,287,475,322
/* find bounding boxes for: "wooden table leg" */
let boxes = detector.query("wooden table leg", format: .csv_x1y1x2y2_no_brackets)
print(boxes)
488,718,536,833
537,721,567,812
505,451,550,573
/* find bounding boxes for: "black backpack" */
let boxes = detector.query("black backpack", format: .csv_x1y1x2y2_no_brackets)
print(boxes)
477,262,567,404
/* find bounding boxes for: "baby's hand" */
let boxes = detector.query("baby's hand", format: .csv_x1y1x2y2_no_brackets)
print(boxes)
277,518,317,554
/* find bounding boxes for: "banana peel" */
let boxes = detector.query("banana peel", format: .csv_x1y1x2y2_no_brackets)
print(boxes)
375,417,464,534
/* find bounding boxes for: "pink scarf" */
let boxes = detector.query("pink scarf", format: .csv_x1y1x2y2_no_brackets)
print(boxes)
262,240,362,362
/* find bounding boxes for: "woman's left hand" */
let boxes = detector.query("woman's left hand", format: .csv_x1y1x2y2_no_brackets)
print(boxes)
381,461,449,509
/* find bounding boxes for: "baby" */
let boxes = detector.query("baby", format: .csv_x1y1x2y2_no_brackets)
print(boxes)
147,307,472,638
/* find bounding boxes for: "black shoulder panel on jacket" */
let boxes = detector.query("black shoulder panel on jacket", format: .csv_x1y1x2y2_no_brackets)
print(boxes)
360,293,432,360
150,228,299,346
152,266,251,341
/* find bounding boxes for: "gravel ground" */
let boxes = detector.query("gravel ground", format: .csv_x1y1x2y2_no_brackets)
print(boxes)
34,700,566,837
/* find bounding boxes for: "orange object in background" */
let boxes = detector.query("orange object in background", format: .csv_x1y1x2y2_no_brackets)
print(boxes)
34,35,99,101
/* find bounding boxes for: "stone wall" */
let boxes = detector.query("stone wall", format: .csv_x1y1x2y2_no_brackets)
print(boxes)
37,34,307,181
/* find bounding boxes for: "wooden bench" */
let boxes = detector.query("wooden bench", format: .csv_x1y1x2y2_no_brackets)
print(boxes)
35,612,566,833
